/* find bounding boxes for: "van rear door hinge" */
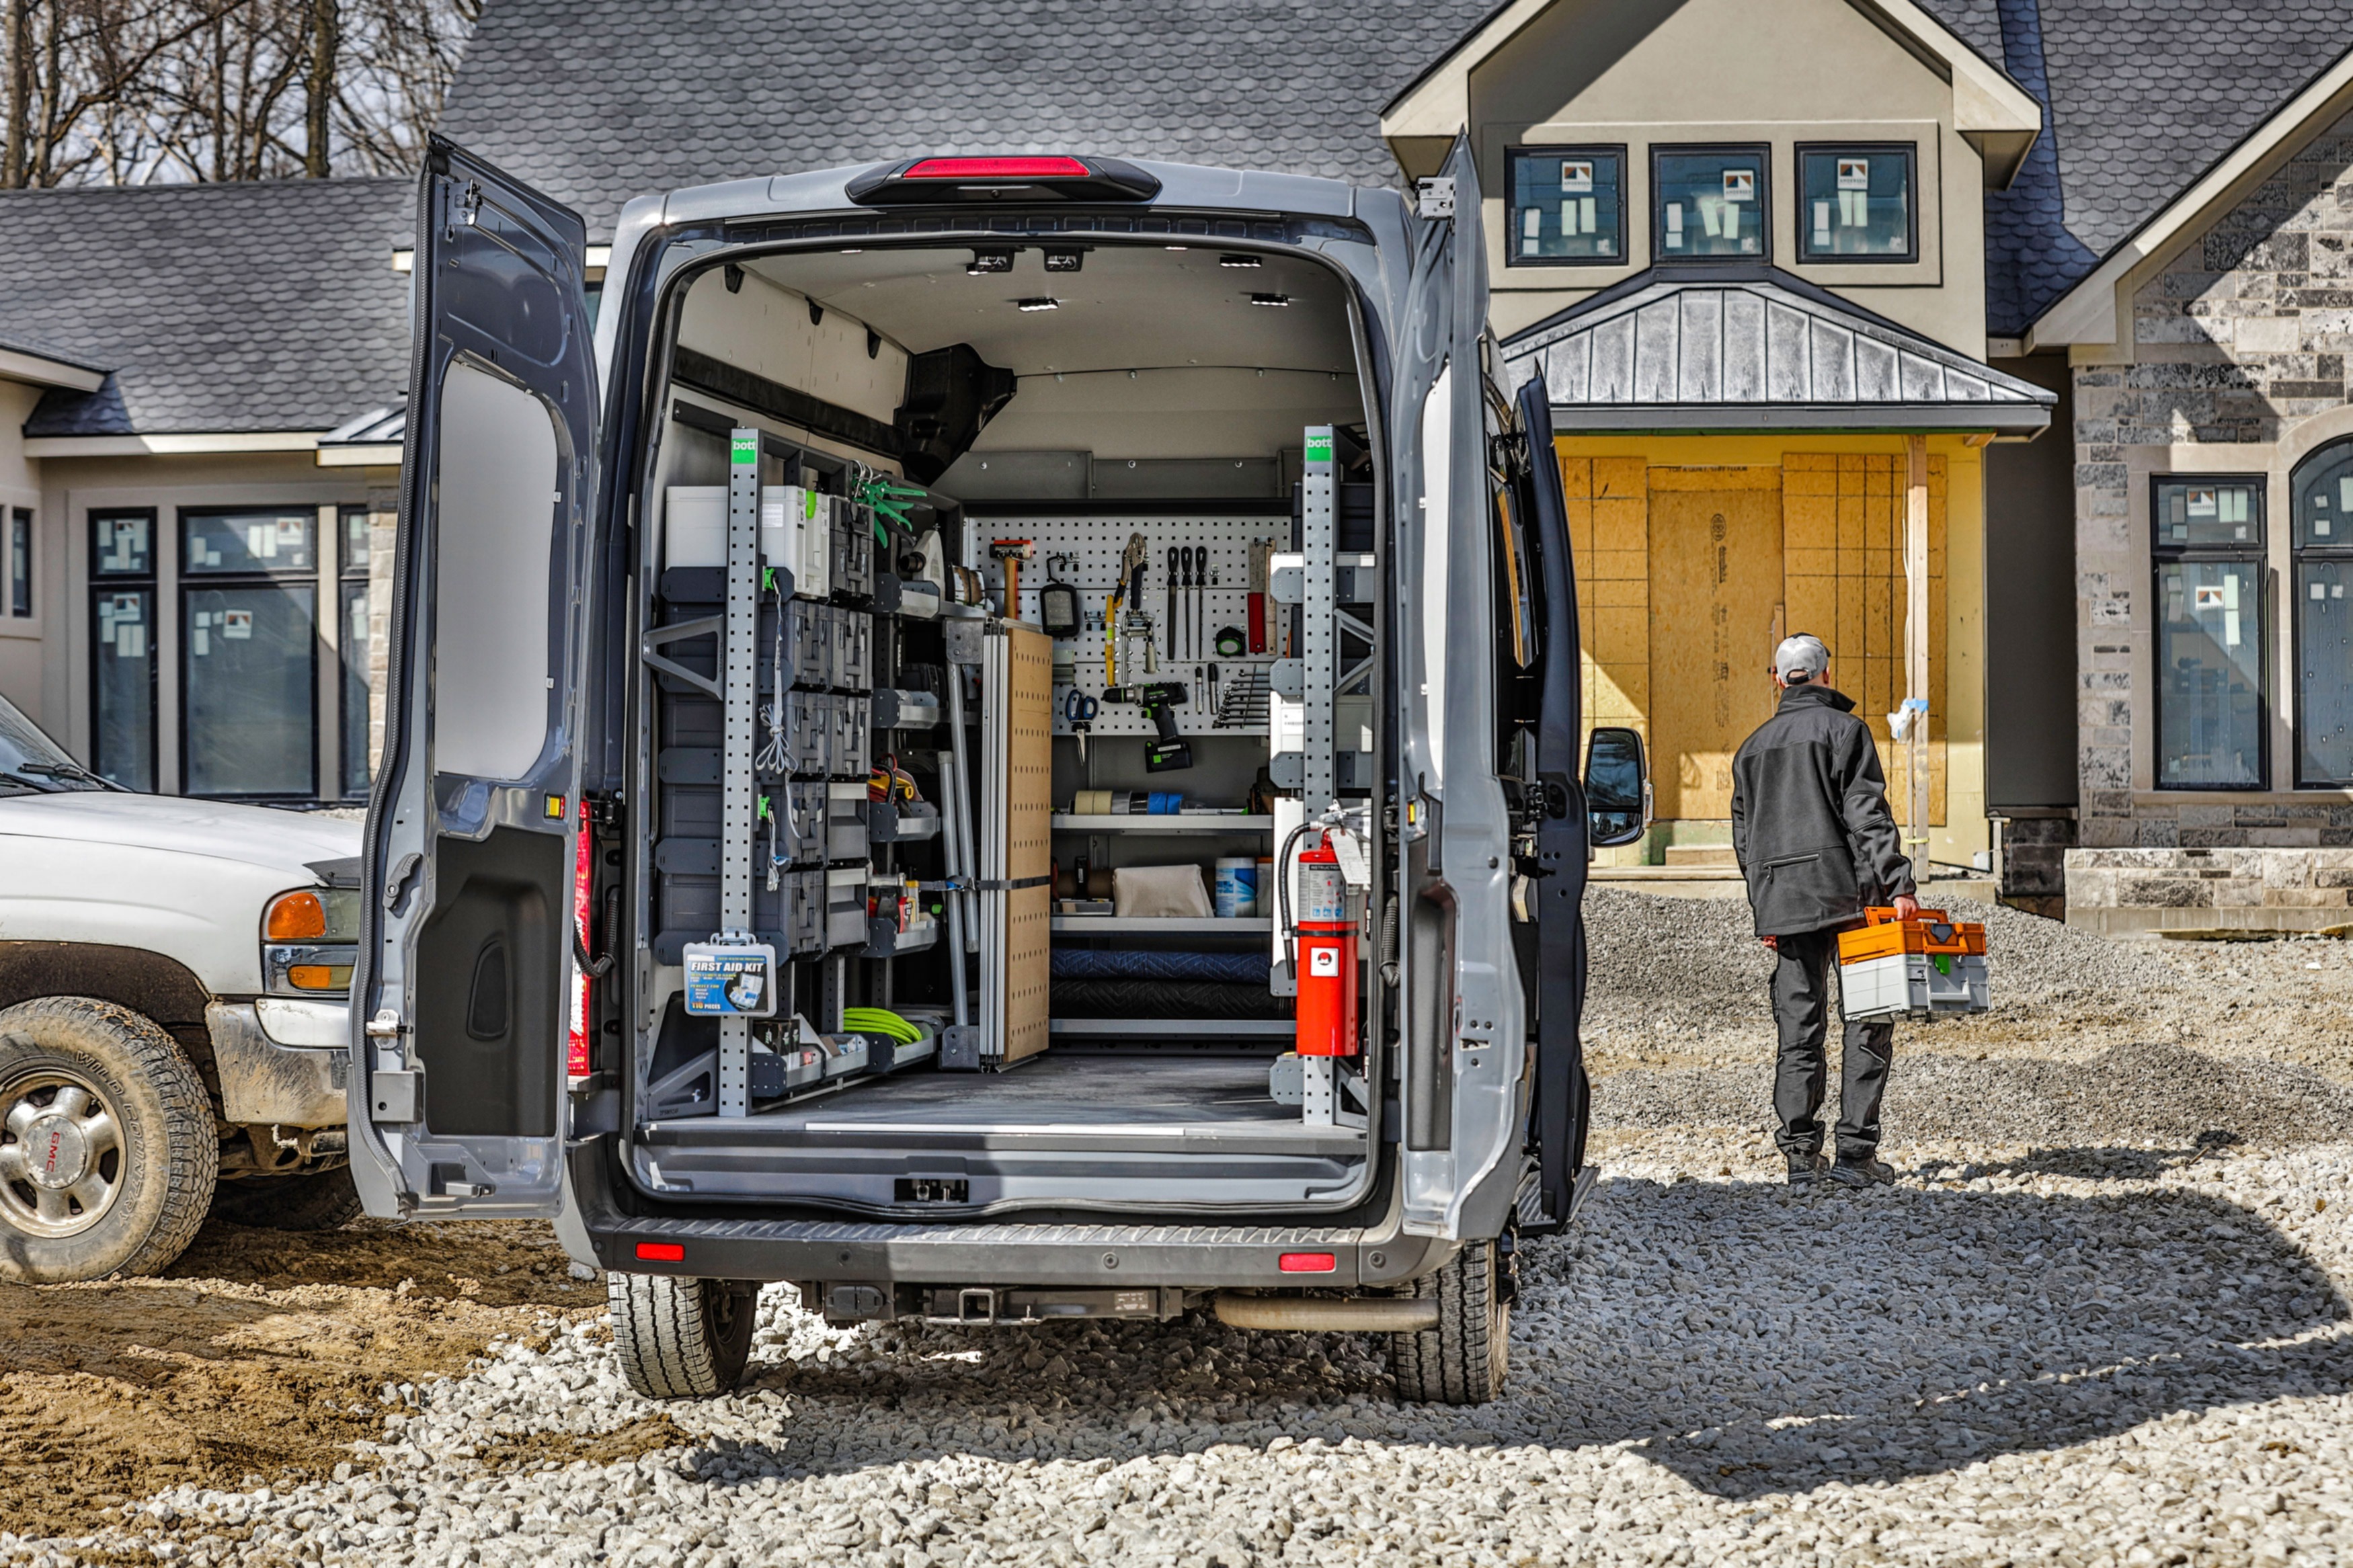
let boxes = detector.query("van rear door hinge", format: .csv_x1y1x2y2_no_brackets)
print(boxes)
1416,177,1455,220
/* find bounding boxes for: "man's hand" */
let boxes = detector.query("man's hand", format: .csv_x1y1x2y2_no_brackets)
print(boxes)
1760,934,1777,952
1892,894,1920,920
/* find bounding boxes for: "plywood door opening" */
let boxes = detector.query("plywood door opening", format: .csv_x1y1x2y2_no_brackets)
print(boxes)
1648,470,1784,819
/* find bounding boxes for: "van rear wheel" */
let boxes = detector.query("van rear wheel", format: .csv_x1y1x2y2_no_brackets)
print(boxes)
1390,1239,1508,1405
609,1273,757,1399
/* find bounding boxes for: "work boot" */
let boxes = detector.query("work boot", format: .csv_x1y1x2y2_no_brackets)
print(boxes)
1785,1152,1827,1187
1827,1156,1897,1188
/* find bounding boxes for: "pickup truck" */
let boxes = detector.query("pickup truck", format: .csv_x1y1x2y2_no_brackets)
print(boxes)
0,692,362,1281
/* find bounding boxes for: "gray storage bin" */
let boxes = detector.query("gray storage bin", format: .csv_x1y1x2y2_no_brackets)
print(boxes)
833,504,874,598
836,694,871,780
789,600,831,690
825,866,869,948
790,868,826,955
837,610,872,693
789,690,830,776
826,782,870,862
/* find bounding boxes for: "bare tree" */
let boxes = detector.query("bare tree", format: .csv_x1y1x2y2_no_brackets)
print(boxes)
0,0,472,188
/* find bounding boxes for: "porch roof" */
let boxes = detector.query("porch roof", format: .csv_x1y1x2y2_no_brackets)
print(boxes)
1499,266,2055,436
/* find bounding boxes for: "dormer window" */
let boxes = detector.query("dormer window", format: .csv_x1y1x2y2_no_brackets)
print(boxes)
1652,146,1769,261
1506,146,1626,266
1798,144,1917,261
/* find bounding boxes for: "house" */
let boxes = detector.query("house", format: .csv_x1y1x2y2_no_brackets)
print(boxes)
0,177,413,802
11,0,2353,932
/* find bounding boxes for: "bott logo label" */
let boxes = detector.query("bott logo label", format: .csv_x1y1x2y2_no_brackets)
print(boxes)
1306,434,1333,465
731,434,758,466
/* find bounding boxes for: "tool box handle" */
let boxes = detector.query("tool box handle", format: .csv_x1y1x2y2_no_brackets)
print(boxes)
1862,905,1948,925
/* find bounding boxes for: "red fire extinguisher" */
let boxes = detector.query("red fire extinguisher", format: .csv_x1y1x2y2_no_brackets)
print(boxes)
1291,831,1358,1059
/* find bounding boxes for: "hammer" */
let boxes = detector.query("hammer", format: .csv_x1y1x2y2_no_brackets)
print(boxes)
990,538,1035,620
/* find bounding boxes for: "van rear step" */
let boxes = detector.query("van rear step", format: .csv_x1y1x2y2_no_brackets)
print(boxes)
816,1282,1199,1324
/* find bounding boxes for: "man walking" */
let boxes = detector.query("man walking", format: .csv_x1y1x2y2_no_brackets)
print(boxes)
1729,634,1917,1189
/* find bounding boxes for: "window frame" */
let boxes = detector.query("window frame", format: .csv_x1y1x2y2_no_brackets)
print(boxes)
2149,474,2270,793
1503,143,1630,269
1650,141,1773,265
1793,140,1919,265
175,505,320,801
86,507,159,792
2288,440,2353,788
337,503,373,800
7,507,30,618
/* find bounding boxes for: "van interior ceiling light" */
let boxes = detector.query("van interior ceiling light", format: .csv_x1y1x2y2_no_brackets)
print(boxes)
1016,297,1060,312
1218,253,1263,268
1248,293,1291,308
967,249,1016,275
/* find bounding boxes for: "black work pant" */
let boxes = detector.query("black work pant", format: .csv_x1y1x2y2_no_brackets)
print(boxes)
1769,926,1893,1164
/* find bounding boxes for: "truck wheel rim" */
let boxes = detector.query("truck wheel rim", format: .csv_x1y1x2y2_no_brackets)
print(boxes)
0,1071,126,1238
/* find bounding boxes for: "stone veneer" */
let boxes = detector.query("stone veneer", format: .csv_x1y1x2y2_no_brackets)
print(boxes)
2065,107,2353,928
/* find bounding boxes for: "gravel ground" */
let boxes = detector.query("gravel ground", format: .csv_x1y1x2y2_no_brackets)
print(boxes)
8,893,2353,1567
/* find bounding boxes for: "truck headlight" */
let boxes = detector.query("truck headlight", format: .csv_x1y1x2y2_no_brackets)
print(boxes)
263,887,359,995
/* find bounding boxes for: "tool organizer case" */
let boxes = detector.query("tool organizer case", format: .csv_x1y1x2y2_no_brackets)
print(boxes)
1837,906,1989,1020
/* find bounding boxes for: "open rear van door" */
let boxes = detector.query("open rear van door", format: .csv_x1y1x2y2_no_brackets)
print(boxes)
350,137,599,1217
1392,137,1524,1241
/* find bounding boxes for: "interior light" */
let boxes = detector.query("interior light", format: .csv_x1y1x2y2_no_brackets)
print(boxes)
1016,297,1060,312
905,156,1090,180
1247,293,1291,308
967,249,1016,275
1043,248,1086,273
1218,254,1262,268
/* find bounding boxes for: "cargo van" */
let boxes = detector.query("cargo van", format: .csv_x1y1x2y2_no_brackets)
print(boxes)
352,136,1649,1405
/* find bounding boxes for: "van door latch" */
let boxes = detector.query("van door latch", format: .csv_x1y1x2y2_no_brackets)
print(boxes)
1416,177,1456,220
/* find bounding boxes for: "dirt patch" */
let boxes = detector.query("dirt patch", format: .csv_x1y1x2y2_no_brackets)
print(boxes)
0,1218,592,1540
467,1413,690,1474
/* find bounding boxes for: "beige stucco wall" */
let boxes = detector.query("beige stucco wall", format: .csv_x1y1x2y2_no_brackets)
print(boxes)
1470,0,1988,356
0,382,47,728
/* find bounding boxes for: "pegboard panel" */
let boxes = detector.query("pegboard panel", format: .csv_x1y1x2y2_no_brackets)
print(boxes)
980,513,1288,737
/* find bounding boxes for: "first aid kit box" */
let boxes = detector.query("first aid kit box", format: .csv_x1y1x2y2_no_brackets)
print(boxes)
1837,906,1988,1020
682,940,779,1018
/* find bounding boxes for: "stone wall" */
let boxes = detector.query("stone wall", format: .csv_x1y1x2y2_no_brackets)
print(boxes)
2071,104,2353,858
2066,846,2353,934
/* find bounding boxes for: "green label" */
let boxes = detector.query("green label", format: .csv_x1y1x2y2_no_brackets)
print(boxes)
730,434,757,466
1306,433,1334,465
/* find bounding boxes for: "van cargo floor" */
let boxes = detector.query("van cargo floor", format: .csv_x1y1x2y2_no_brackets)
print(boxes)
638,1056,1364,1155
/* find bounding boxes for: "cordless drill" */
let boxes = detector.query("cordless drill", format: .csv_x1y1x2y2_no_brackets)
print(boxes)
1106,681,1191,772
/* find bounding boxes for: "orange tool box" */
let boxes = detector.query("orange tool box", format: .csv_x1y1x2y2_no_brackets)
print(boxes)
1837,906,1989,1020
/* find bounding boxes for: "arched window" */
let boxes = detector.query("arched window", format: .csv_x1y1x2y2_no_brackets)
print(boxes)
2295,439,2353,786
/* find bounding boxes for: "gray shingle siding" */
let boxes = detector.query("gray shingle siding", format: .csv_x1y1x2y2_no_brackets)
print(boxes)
435,0,1503,241
0,177,414,437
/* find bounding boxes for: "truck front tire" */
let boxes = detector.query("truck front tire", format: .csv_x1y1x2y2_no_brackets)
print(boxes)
1390,1238,1509,1405
0,997,218,1282
609,1273,758,1399
210,1166,364,1231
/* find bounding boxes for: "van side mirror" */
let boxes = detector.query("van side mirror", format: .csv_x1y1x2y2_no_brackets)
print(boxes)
1585,726,1648,849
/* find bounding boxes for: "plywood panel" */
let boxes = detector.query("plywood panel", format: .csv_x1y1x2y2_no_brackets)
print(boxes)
1648,474,1784,819
1562,451,1653,748
1003,624,1053,1065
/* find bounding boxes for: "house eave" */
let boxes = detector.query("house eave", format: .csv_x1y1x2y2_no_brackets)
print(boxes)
22,429,329,458
1548,403,2050,435
0,345,108,394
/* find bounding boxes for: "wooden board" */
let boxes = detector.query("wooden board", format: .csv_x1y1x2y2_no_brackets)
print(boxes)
1647,473,1784,819
1002,624,1054,1065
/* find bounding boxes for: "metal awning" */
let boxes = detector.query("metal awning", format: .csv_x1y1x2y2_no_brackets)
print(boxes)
1499,265,2055,435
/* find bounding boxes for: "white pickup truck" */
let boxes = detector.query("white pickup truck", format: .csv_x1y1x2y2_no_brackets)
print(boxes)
0,692,362,1281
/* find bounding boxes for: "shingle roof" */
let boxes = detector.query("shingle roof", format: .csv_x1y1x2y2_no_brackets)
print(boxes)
0,177,414,437
1919,0,2352,335
0,331,108,374
1915,0,2005,67
1500,265,2054,431
436,0,1504,241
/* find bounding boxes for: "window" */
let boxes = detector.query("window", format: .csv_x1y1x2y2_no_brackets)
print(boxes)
2152,477,2266,789
1653,145,1769,261
8,507,29,616
2294,441,2353,784
1797,144,1915,262
340,505,373,798
1506,146,1625,265
89,509,157,791
181,508,317,797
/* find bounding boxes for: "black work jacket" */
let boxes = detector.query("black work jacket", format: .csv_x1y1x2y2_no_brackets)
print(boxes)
1728,682,1917,937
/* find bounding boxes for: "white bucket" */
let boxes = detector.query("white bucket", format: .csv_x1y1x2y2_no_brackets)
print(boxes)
1214,856,1258,919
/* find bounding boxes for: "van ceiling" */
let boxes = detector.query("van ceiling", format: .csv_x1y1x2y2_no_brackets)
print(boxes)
743,245,1357,380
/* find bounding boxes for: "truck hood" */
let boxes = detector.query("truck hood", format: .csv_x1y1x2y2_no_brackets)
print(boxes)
0,793,358,879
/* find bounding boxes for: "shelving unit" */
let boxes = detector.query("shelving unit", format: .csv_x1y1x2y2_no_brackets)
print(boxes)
1049,1018,1290,1036
1050,814,1273,833
1050,915,1271,934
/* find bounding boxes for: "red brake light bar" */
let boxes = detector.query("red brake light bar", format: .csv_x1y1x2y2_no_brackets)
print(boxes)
846,155,1161,206
1279,1251,1338,1274
635,1241,685,1262
905,156,1090,180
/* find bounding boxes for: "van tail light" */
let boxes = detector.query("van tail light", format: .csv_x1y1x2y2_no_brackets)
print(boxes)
1279,1252,1338,1274
845,155,1160,206
568,800,594,1079
635,1242,685,1263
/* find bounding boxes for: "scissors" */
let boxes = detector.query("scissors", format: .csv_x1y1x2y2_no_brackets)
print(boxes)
1062,688,1099,763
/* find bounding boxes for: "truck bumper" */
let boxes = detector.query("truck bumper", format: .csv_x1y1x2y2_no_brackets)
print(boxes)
563,1141,1449,1290
206,1000,348,1126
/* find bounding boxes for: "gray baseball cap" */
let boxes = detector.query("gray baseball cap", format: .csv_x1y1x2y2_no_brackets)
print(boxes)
1773,633,1829,682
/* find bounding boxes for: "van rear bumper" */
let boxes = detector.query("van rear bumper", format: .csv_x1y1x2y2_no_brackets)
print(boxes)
564,1145,1445,1289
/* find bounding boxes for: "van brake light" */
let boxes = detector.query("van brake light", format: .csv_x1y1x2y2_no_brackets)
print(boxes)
845,155,1160,206
568,800,594,1079
905,157,1089,180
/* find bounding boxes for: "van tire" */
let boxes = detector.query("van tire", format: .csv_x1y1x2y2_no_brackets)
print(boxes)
1389,1239,1508,1405
0,997,218,1282
210,1167,364,1231
609,1273,757,1399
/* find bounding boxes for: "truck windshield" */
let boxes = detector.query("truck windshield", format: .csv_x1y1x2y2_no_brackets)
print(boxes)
0,693,119,794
